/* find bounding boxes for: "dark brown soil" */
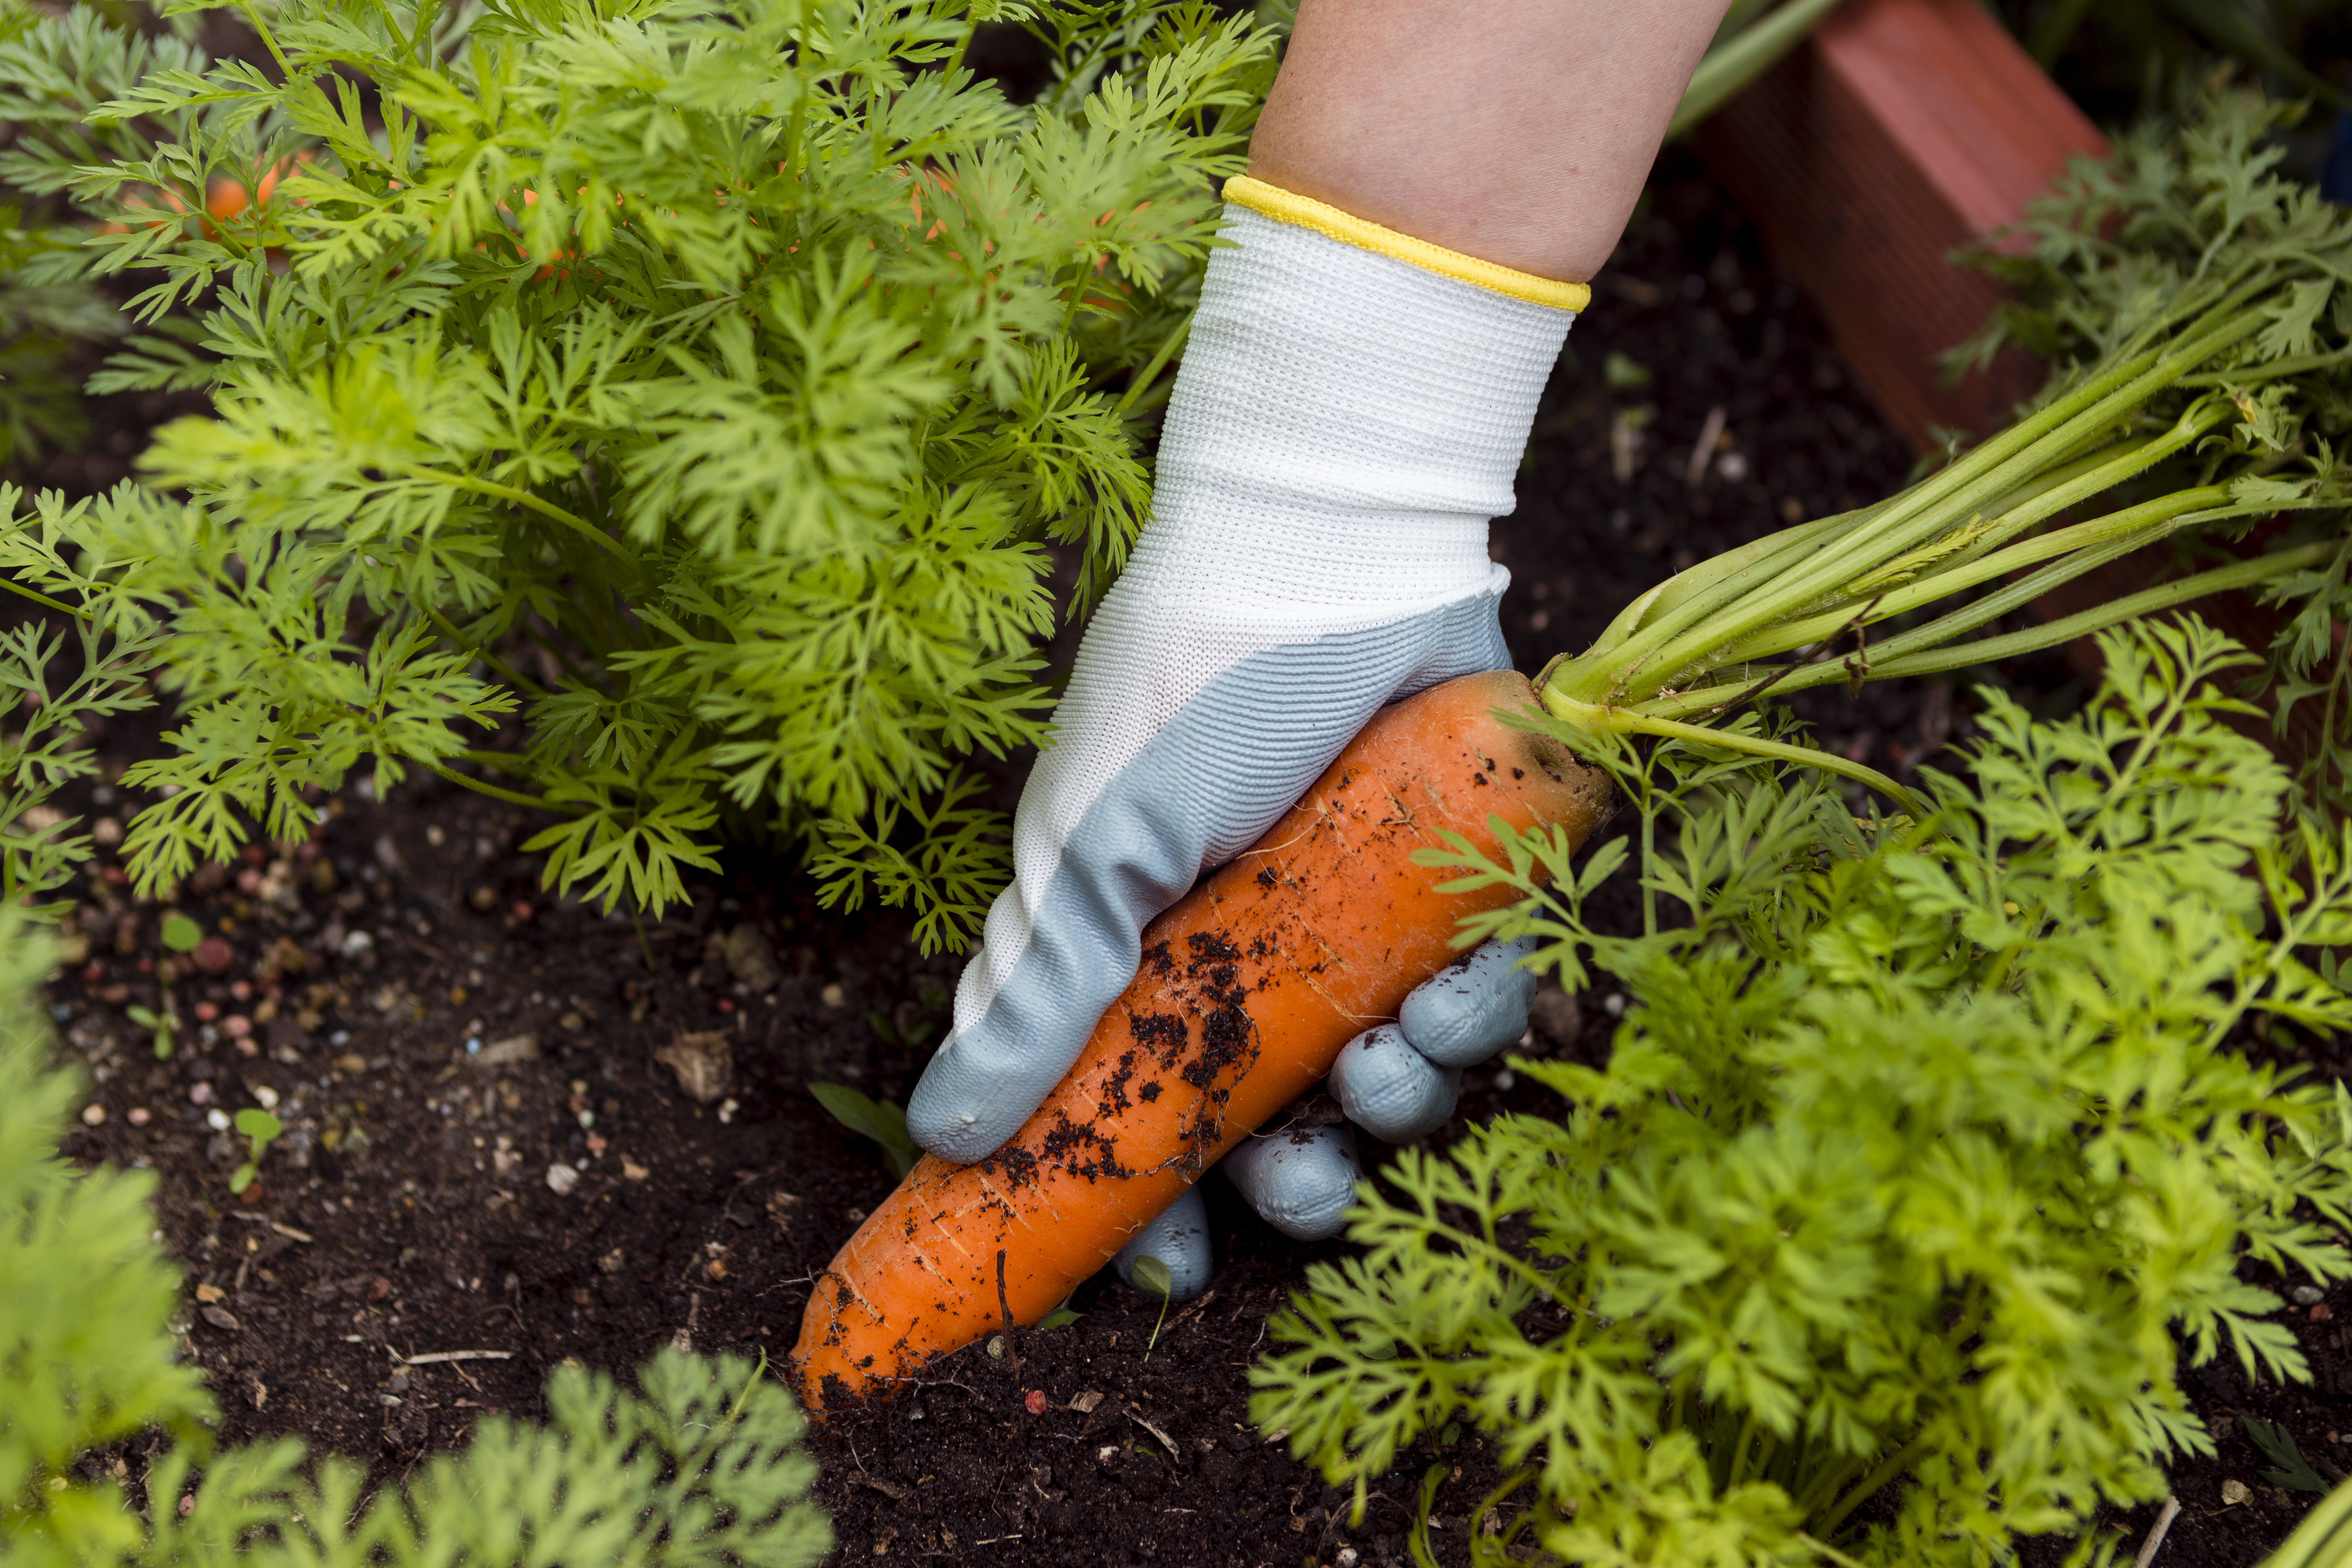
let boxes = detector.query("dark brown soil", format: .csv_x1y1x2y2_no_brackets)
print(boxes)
28,148,2347,1568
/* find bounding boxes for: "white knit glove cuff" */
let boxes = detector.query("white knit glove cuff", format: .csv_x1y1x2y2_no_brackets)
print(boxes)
1141,195,1574,626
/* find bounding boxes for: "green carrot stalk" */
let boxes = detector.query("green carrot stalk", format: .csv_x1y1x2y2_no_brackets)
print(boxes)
1533,276,2346,803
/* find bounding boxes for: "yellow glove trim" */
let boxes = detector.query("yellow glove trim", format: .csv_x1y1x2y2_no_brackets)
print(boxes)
1224,175,1590,313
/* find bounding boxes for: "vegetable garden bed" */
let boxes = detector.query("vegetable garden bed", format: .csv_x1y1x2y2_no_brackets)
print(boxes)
26,149,2350,1568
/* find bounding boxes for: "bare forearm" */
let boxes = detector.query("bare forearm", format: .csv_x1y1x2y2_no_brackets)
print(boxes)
1247,0,1734,282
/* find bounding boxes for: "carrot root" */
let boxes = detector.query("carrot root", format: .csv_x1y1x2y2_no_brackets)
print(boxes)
792,670,1612,1407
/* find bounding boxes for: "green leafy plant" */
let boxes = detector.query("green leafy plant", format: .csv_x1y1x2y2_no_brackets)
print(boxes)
0,588,160,913
1989,0,2349,126
810,1081,918,1178
1952,89,2352,807
226,1106,279,1193
156,910,198,951
1525,86,2350,815
0,0,1280,949
2243,1415,2331,1493
1,904,833,1566
1253,619,2352,1567
122,1002,173,1058
0,910,212,1538
0,203,118,469
0,0,181,469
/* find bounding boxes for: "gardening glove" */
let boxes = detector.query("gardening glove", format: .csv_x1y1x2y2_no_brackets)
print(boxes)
1112,934,1543,1295
906,176,1583,1298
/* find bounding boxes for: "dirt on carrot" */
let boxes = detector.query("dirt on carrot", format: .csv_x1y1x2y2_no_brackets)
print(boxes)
794,670,1616,1404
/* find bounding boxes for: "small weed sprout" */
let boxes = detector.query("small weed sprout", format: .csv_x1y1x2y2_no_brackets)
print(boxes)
228,1108,280,1194
158,913,200,953
2244,1416,2331,1493
124,1003,175,1059
809,1084,917,1179
1130,1255,1173,1359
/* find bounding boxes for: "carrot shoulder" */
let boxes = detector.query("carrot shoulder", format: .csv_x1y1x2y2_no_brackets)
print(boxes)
793,670,1613,1405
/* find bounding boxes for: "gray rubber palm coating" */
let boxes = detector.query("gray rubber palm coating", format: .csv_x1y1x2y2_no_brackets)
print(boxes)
906,598,1508,1164
1398,935,1540,1066
1222,1124,1361,1241
1329,1025,1462,1144
1113,1185,1213,1302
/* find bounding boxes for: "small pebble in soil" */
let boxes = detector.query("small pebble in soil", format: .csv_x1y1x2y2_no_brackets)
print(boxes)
986,1335,1006,1359
206,1109,230,1131
1335,1550,1360,1568
2294,1285,2325,1305
2316,1303,2334,1321
252,1085,278,1110
127,1108,149,1126
545,1162,579,1195
820,983,845,1008
81,1103,105,1126
1024,1390,1048,1415
190,1083,214,1105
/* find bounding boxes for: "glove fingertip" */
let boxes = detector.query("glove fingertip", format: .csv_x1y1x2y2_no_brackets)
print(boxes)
1225,1124,1360,1241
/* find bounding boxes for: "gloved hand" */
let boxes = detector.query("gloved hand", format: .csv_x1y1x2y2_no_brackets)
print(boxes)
905,178,1579,1301
1112,935,1540,1298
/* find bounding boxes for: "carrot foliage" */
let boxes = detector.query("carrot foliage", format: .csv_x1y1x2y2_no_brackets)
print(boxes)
1953,87,2352,816
1538,89,2352,819
1255,617,2352,1566
0,0,1277,948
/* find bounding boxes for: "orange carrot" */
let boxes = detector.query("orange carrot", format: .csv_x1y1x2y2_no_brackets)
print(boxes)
793,670,1613,1406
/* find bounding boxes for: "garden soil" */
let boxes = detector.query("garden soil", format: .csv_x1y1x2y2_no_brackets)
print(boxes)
31,151,2349,1568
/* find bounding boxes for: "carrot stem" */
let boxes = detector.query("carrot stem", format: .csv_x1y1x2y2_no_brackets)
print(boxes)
1544,692,1925,818
1554,301,2269,711
416,755,573,812
392,464,627,560
0,576,89,621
